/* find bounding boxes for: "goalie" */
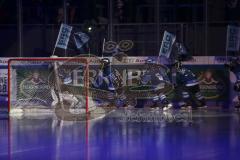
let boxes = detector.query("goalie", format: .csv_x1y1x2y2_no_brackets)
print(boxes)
50,64,83,112
225,56,240,110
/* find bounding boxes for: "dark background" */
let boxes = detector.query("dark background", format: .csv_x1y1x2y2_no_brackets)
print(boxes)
0,0,239,57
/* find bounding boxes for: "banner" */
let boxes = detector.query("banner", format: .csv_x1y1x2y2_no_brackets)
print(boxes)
55,24,73,49
0,58,9,110
159,31,176,58
74,32,90,49
226,25,240,52
0,58,8,96
0,70,7,96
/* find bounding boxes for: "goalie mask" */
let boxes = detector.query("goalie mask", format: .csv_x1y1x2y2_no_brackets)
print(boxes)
101,58,110,67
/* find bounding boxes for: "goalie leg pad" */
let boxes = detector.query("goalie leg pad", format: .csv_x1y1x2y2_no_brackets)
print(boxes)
51,89,59,106
61,93,79,108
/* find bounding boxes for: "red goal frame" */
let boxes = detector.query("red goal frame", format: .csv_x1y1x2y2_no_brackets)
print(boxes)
8,57,89,114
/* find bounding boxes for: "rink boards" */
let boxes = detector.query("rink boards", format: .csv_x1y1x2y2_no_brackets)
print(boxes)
0,56,235,112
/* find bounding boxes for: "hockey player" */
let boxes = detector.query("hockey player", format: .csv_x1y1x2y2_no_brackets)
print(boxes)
173,61,207,109
172,43,207,109
92,58,128,107
225,56,240,110
140,59,173,111
93,58,116,91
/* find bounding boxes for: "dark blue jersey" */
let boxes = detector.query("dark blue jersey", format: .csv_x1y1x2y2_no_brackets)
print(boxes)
141,69,170,86
93,62,115,91
102,64,111,77
176,67,199,87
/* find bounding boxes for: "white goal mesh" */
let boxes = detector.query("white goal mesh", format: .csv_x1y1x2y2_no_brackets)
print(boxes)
8,58,94,115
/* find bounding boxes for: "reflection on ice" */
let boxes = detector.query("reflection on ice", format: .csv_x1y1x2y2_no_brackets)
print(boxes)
1,109,240,160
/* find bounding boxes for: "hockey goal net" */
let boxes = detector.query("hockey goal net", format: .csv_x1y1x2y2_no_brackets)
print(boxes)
8,57,94,115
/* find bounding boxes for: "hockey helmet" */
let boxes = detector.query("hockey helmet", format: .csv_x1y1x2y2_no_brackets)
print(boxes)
100,58,110,66
174,42,192,61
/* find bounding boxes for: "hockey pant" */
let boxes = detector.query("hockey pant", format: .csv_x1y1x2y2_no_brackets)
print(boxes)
178,85,206,108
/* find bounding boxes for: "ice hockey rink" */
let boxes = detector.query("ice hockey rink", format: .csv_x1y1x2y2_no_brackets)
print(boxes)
1,108,240,160
1,0,240,159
